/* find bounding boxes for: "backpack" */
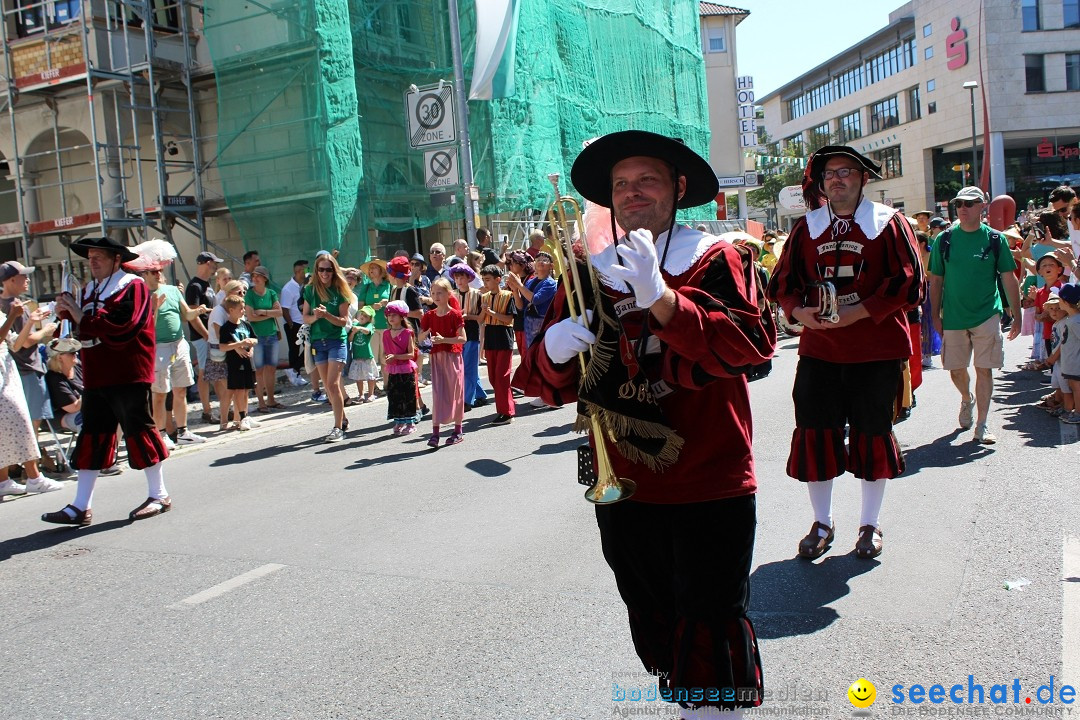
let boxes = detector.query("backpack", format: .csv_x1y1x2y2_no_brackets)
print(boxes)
937,226,1006,301
937,226,1002,270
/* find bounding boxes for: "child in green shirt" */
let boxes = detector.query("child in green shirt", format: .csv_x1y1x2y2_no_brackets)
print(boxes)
347,306,379,402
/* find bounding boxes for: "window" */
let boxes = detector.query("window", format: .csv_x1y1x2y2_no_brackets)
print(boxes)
1026,54,1045,92
923,23,932,37
927,78,936,92
14,0,85,37
785,36,914,119
908,86,921,121
1067,0,1080,28
784,134,804,153
809,122,831,149
872,146,903,180
869,95,899,134
838,111,862,143
706,27,727,53
1022,0,1040,31
924,45,934,60
1068,54,1080,91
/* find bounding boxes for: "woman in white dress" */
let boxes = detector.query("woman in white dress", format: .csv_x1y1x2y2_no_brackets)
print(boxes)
0,302,62,495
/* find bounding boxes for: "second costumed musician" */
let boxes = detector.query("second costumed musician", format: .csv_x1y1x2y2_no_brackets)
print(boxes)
766,145,923,560
42,237,174,526
516,131,776,718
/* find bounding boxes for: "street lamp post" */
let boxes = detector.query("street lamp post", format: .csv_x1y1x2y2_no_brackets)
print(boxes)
962,81,979,185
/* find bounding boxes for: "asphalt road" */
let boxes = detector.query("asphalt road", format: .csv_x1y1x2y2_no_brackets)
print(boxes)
1,334,1076,720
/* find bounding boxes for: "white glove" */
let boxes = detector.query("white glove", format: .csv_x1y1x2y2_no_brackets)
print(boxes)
544,311,596,365
607,229,667,309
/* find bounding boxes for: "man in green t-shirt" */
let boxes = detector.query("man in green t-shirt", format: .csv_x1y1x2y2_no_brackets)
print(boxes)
928,186,1022,444
142,268,210,448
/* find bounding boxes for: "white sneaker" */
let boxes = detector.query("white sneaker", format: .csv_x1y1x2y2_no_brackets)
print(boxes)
25,476,64,493
176,429,207,445
0,478,27,496
325,427,344,443
973,423,997,444
958,394,975,430
245,416,261,428
239,416,253,431
162,434,177,451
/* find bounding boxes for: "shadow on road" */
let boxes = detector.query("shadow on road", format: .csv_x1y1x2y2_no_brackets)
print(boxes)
901,428,995,473
0,519,131,562
749,554,877,638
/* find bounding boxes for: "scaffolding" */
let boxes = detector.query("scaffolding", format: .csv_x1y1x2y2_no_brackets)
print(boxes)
0,0,209,293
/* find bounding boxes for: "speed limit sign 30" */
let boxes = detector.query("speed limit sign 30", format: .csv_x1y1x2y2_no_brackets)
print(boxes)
405,83,457,148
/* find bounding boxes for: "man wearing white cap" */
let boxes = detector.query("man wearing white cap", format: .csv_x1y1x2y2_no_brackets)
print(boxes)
929,186,1022,444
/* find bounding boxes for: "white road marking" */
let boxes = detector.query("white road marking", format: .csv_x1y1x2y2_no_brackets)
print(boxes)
1065,536,1080,687
170,563,286,608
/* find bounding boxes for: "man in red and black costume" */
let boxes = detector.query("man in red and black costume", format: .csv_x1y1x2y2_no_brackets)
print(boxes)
516,131,775,718
766,146,923,560
42,237,172,526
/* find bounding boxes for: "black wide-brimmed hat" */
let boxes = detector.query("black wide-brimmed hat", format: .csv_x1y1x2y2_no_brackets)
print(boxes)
808,145,882,181
570,130,719,209
69,237,139,263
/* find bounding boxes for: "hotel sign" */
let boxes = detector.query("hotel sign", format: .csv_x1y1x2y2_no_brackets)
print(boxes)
736,76,758,149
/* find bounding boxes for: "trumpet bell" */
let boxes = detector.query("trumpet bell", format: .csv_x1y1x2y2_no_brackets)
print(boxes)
584,476,637,504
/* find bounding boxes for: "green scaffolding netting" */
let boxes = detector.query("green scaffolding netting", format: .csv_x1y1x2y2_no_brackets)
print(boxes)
203,0,711,280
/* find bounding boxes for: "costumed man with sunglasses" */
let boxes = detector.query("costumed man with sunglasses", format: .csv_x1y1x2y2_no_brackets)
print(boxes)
517,131,775,718
928,186,1022,446
766,146,923,561
42,237,175,526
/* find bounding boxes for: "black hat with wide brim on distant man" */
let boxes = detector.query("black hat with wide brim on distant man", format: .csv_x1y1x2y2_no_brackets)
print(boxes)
69,236,139,263
807,145,883,182
570,130,720,210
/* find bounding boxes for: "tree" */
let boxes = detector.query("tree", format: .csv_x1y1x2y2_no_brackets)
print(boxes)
747,131,840,226
747,133,806,224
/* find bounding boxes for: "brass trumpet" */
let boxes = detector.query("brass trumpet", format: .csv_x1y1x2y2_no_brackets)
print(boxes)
546,173,636,504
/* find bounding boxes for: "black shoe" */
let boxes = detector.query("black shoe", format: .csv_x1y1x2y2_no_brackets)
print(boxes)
420,405,430,418
489,413,514,426
463,403,473,412
511,388,525,399
472,397,489,408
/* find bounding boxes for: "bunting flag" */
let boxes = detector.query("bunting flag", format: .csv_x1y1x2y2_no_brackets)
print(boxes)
748,154,807,168
468,0,521,100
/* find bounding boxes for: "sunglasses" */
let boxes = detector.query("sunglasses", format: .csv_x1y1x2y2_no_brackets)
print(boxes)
317,267,334,273
955,199,984,208
430,250,445,255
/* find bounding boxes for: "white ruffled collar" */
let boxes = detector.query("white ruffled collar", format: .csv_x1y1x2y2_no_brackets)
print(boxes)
805,197,897,241
592,225,721,292
81,269,139,304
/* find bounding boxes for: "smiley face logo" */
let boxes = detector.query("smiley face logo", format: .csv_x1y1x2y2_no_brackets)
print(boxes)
848,678,876,708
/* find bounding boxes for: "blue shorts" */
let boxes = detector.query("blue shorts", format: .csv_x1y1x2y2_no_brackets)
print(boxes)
190,338,208,372
21,371,53,421
252,334,280,370
310,338,347,365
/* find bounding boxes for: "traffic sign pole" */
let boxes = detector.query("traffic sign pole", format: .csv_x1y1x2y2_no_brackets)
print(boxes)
448,0,477,245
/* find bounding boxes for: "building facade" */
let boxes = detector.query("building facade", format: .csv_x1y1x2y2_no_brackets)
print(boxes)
759,0,1080,227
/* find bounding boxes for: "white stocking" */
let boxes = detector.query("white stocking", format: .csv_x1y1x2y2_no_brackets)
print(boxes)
860,478,886,529
145,462,167,500
71,469,99,512
806,479,834,532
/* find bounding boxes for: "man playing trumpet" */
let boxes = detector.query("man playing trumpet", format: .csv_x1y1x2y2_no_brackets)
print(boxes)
517,131,775,718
